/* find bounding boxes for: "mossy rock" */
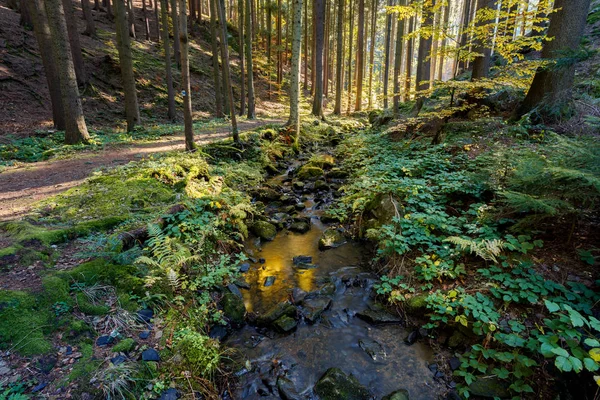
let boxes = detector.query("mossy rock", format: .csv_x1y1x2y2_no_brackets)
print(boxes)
296,165,324,180
404,294,428,315
448,330,469,349
251,221,277,241
257,302,297,325
252,187,281,201
318,228,346,250
314,180,329,191
326,168,348,179
382,389,409,400
112,338,136,353
273,315,298,333
75,293,110,316
364,193,402,228
220,293,246,327
309,154,336,169
313,368,370,400
468,377,511,399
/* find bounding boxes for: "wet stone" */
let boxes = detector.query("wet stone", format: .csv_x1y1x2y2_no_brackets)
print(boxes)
277,376,302,400
239,262,250,273
274,315,298,333
301,296,332,323
358,338,386,361
294,262,318,269
142,348,160,362
234,279,250,289
382,389,410,400
448,357,461,371
404,329,420,345
468,377,511,399
209,325,228,341
31,382,47,393
318,228,347,250
137,308,154,323
289,221,310,233
220,293,246,328
293,255,312,264
227,283,243,299
96,335,114,347
139,331,150,340
292,287,308,304
264,276,277,287
111,355,127,365
356,307,402,325
313,368,370,400
158,388,180,400
257,302,297,325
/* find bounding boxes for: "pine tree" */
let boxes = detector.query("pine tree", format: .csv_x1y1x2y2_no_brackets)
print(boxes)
311,0,325,116
288,0,303,138
178,0,195,151
333,0,344,114
246,0,256,118
160,0,176,121
353,0,365,110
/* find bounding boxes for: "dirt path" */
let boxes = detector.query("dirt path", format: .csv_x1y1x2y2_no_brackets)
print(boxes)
0,119,284,221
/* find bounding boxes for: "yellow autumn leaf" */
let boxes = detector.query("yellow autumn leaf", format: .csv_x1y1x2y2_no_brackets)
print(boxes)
455,315,468,327
590,348,600,362
448,290,458,298
594,376,600,386
489,324,497,332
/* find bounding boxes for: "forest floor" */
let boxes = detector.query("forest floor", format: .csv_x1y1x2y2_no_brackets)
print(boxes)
0,118,284,220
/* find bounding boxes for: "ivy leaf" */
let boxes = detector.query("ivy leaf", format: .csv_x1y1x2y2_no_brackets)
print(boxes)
540,343,555,358
551,347,570,358
570,356,583,373
455,314,469,327
568,309,586,328
584,358,599,372
555,356,572,372
544,300,560,313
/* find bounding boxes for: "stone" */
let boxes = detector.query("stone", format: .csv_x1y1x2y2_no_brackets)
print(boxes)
316,282,337,296
405,294,428,315
314,180,329,191
291,288,308,304
0,360,10,376
96,335,114,347
277,376,302,400
139,331,150,340
448,357,461,371
292,181,305,190
220,293,246,327
234,279,250,289
358,338,386,361
294,262,318,269
404,330,420,345
289,221,310,233
253,187,281,201
297,165,324,180
468,377,511,399
294,202,306,211
142,348,160,362
111,355,127,365
137,308,154,323
293,255,312,264
158,388,180,400
327,168,348,179
239,262,250,273
257,302,297,325
264,276,277,287
209,325,228,341
313,368,370,400
364,193,401,228
251,221,277,241
274,315,298,333
227,283,243,299
356,307,401,325
448,331,468,349
320,212,339,223
301,296,332,323
382,389,410,400
309,154,335,168
318,228,347,250
31,382,47,393
113,338,136,353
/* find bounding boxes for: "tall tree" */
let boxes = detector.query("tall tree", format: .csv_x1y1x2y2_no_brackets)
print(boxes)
127,0,136,37
333,0,344,114
29,0,65,130
160,0,176,121
246,0,256,118
514,0,592,119
311,0,325,116
209,0,224,116
81,0,97,37
171,0,181,67
154,0,161,42
353,0,365,110
276,0,283,86
142,0,151,40
303,0,308,89
367,0,376,109
62,0,86,85
345,0,354,114
178,0,195,151
393,1,405,114
215,0,240,141
267,0,273,96
288,0,302,138
403,14,414,101
415,2,432,92
382,0,392,108
471,0,496,80
239,0,246,115
114,0,141,130
45,0,90,144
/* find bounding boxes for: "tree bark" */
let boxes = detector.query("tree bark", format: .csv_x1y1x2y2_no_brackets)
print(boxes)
29,0,66,130
238,0,246,115
345,0,354,114
209,0,224,116
160,0,176,120
81,0,97,37
311,0,324,116
215,0,240,141
155,0,161,42
170,0,181,67
367,0,376,109
471,0,496,81
382,0,392,108
45,0,91,144
178,0,195,151
303,0,308,90
62,0,86,85
288,0,302,137
142,0,151,40
393,0,405,114
415,4,432,92
403,14,413,101
246,0,256,118
353,0,364,110
333,0,344,114
114,0,141,130
127,0,136,37
514,0,592,120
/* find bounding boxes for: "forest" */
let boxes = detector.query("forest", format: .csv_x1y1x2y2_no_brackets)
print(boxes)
0,0,599,398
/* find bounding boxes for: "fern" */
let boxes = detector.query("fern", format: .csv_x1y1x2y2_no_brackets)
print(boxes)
445,236,505,263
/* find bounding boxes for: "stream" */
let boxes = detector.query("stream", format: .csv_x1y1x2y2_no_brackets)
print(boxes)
224,159,444,399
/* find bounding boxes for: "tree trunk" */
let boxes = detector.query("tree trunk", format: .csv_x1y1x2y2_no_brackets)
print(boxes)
142,0,151,40
393,0,404,114
127,0,136,37
106,0,113,19
345,0,353,114
403,14,413,101
288,0,302,137
276,0,282,86
436,2,449,81
45,0,90,144
209,0,224,116
267,0,272,96
178,0,195,150
246,0,256,118
353,0,364,111
238,0,246,115
160,0,176,120
114,0,141,130
81,0,97,37
303,0,308,89
215,0,239,141
170,0,181,67
29,0,66,130
471,0,496,81
382,0,392,108
20,0,33,28
323,0,330,97
155,0,161,42
62,0,86,85
514,0,592,120
415,4,432,92
333,0,344,114
367,0,376,109
311,0,324,116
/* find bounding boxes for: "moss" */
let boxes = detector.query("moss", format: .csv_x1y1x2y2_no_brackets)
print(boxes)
68,319,92,335
113,338,136,353
59,259,142,292
314,368,370,400
75,293,110,316
0,290,53,355
220,293,246,327
250,221,277,241
66,343,100,383
42,276,71,305
296,165,324,180
308,154,336,169
0,245,19,258
175,331,221,377
404,294,428,315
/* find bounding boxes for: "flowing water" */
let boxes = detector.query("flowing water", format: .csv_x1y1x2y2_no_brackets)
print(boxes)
225,165,444,399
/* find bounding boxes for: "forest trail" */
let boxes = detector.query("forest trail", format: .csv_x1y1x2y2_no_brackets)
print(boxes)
0,118,284,221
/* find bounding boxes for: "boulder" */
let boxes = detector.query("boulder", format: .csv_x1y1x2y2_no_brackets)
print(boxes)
274,315,298,333
293,255,312,264
297,165,324,180
309,154,336,169
142,348,160,362
290,221,310,233
313,368,370,400
404,294,428,315
364,193,401,228
251,221,277,241
257,301,297,325
220,293,246,327
468,377,511,399
358,338,385,361
291,288,308,304
356,307,401,325
277,376,302,400
264,276,276,287
253,187,281,201
301,296,332,323
314,180,329,191
293,181,306,191
382,389,410,400
318,228,347,250
327,168,348,179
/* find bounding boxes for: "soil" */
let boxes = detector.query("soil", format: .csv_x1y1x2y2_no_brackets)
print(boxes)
0,118,284,221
